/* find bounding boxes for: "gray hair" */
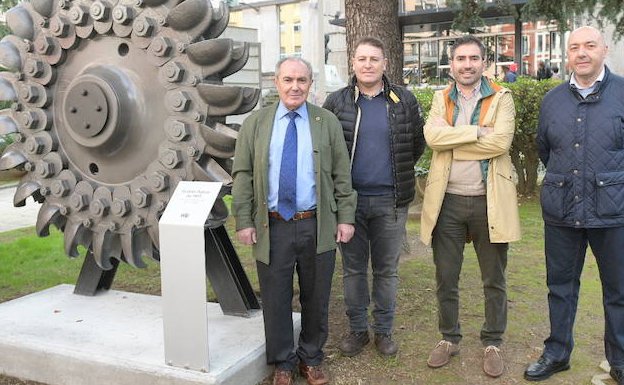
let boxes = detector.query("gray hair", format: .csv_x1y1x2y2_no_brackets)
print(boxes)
275,56,313,80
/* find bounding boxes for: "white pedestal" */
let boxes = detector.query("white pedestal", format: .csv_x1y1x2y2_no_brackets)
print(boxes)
0,285,301,385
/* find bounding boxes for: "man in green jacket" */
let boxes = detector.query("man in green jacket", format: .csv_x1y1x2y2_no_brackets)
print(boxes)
231,57,356,385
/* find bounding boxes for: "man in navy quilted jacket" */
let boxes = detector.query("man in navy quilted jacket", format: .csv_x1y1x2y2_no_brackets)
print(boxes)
525,26,624,385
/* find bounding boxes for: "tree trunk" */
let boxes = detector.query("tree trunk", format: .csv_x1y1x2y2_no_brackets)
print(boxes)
510,147,527,195
524,152,540,195
345,0,403,85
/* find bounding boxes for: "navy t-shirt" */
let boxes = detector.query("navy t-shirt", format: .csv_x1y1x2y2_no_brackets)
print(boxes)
351,93,393,196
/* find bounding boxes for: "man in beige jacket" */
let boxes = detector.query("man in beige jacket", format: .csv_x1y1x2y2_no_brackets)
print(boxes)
420,35,520,378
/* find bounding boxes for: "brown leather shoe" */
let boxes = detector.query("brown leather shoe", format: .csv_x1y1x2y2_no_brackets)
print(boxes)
298,362,329,385
427,340,459,368
483,345,504,377
273,368,294,385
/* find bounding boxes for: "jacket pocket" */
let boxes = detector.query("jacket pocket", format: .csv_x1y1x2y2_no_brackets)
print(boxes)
614,117,624,149
540,172,570,221
595,171,624,217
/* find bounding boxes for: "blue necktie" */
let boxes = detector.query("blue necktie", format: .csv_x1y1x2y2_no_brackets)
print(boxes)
278,111,298,221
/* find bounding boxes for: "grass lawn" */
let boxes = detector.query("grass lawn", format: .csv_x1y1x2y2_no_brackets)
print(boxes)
0,197,612,385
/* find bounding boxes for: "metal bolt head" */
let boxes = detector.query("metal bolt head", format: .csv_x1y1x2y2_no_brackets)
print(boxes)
58,0,69,9
133,17,154,37
82,218,93,228
160,149,181,169
24,59,44,78
169,91,190,112
70,193,89,211
112,5,133,24
69,6,88,25
19,85,39,103
156,201,167,212
164,62,184,83
51,179,70,197
176,43,186,53
166,120,190,141
36,160,55,178
59,206,69,215
150,36,172,57
132,188,151,208
19,111,39,129
108,222,118,231
25,136,45,154
39,186,49,196
193,111,203,122
90,198,109,217
133,215,144,226
34,35,55,55
50,16,70,37
90,1,109,21
150,172,169,192
186,146,199,158
24,161,34,172
111,198,130,217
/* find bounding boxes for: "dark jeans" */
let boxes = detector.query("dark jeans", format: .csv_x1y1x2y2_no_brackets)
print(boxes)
543,224,624,367
340,194,408,335
257,216,336,371
431,193,508,346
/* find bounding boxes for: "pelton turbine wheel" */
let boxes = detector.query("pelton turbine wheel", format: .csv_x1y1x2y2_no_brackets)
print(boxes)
0,0,259,269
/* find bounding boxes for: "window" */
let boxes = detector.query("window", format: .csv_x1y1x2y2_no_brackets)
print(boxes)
293,23,301,33
522,36,530,56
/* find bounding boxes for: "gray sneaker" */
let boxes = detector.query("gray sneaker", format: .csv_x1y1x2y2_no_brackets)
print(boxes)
427,340,460,368
339,331,370,357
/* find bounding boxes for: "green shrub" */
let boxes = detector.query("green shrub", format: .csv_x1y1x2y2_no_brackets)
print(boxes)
503,76,560,195
0,134,15,155
413,87,435,172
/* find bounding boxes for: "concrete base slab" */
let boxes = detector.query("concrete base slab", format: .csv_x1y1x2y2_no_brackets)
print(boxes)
0,285,301,385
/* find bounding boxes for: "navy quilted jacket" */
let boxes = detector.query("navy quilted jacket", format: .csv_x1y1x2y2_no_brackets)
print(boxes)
538,66,624,227
322,75,425,207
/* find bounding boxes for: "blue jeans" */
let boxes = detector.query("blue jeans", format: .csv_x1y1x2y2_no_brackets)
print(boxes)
340,194,408,335
431,194,508,346
543,224,624,368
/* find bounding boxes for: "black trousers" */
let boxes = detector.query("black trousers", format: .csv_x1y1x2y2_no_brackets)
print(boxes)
257,216,336,370
543,224,624,368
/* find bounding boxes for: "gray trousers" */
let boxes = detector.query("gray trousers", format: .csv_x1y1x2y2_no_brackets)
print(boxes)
340,194,408,335
431,193,508,347
257,216,335,371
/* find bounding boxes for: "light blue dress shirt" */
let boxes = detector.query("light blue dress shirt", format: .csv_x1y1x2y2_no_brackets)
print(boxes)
268,102,316,212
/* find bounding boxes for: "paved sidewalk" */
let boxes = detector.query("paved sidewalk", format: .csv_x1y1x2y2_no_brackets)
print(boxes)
0,184,41,233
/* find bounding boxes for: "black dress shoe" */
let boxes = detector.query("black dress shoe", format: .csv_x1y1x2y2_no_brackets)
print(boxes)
611,367,624,385
524,355,570,381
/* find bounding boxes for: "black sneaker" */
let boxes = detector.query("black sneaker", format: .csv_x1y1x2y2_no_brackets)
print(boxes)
339,331,370,357
374,333,398,356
